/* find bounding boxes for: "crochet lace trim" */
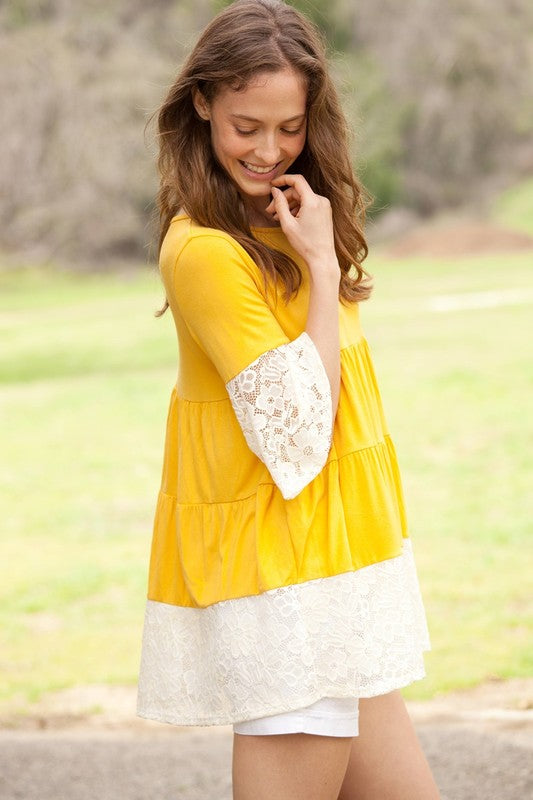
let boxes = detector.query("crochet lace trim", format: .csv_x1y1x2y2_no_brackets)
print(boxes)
226,332,333,499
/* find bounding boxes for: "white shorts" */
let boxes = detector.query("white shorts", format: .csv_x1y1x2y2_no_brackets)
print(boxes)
233,697,359,737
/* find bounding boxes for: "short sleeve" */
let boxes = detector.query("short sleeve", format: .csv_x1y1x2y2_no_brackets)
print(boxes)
168,231,333,499
169,233,290,383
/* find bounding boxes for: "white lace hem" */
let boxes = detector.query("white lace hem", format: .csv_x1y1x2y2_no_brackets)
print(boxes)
225,332,333,500
137,539,431,727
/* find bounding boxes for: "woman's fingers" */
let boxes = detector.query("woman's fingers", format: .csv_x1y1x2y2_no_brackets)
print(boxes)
270,186,295,226
264,174,337,266
265,187,299,214
270,173,315,203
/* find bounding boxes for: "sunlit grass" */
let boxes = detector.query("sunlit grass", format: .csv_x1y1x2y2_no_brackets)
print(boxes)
0,251,532,709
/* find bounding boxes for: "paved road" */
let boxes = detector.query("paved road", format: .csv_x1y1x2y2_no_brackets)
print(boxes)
0,719,531,799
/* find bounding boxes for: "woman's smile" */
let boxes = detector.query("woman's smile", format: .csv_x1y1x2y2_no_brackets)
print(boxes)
239,159,283,179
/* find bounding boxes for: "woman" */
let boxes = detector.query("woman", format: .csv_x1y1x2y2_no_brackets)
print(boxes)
137,1,440,797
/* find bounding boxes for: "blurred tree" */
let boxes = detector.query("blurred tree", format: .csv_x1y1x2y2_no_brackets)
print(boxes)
0,0,531,265
332,52,406,212
345,0,533,212
0,0,216,264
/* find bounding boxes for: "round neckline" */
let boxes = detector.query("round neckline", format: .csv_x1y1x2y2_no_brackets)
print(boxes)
250,224,285,233
172,213,285,234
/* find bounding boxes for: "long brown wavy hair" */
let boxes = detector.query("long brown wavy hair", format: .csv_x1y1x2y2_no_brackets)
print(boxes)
154,0,372,316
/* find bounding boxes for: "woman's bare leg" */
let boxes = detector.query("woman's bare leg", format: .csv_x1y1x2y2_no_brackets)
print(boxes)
337,690,440,800
232,732,354,800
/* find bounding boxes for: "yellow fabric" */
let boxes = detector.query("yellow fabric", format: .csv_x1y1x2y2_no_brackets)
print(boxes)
148,214,409,609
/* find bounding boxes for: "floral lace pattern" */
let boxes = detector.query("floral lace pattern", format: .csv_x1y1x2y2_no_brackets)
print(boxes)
137,540,431,727
226,332,333,500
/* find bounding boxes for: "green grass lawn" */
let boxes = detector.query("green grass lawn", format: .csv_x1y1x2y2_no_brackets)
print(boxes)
0,251,531,712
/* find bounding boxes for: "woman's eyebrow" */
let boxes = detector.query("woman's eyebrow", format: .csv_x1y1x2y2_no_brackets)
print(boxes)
230,113,306,123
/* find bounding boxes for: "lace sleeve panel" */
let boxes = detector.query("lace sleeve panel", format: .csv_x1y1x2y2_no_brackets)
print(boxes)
226,332,333,500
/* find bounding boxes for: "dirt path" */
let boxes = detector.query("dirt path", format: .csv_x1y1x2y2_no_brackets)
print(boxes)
1,680,531,799
382,219,533,258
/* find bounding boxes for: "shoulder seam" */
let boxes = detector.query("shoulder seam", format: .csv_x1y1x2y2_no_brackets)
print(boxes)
171,230,254,280
181,228,248,251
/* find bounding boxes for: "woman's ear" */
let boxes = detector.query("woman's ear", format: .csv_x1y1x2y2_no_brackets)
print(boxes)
192,87,210,121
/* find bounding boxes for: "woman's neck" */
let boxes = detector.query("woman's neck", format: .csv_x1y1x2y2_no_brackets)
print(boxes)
246,197,281,228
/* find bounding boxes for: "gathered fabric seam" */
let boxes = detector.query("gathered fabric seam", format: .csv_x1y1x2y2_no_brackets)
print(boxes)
159,435,395,505
175,337,369,403
147,544,410,610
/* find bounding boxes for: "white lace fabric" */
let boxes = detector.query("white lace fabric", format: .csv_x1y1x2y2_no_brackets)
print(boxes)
137,539,431,727
226,332,333,500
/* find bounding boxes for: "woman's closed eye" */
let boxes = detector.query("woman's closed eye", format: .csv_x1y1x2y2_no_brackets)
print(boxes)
235,127,304,137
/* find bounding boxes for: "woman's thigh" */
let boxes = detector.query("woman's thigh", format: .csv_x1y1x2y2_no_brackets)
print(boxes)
232,731,354,800
338,690,441,800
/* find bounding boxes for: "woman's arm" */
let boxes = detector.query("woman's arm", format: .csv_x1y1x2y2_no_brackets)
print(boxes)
305,265,341,418
269,177,341,417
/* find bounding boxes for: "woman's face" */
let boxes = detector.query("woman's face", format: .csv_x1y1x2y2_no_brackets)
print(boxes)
193,68,307,211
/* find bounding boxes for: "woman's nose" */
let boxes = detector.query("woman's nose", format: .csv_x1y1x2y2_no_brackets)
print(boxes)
254,136,281,165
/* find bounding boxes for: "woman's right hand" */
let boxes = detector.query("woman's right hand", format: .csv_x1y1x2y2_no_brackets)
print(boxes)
265,174,341,283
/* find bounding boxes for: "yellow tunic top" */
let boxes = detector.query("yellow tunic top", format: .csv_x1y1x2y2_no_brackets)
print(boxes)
147,213,409,610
